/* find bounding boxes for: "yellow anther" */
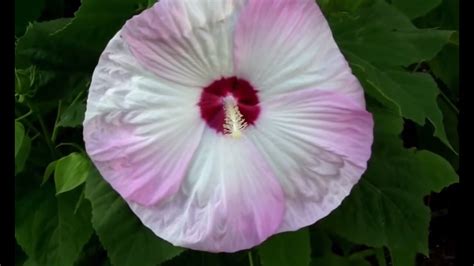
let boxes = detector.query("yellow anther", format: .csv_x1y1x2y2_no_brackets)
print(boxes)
223,98,247,138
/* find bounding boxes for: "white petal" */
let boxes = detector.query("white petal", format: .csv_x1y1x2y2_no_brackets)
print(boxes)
233,0,365,106
128,129,285,252
248,88,373,231
122,0,246,87
84,33,205,206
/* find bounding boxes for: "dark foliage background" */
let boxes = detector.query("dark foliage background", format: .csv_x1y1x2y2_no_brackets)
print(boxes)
15,0,459,265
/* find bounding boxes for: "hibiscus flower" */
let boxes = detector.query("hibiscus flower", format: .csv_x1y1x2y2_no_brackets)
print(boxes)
83,0,374,252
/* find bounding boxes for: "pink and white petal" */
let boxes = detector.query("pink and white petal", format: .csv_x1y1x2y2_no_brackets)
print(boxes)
127,129,285,252
121,0,245,88
84,33,205,207
247,89,373,231
233,0,365,107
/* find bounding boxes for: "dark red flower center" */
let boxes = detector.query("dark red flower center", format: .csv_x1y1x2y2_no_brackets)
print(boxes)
198,77,260,134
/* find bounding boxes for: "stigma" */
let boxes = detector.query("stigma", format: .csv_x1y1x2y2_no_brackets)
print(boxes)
223,97,247,138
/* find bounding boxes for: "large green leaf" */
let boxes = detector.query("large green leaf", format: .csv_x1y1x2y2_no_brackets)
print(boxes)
14,0,147,104
15,185,93,266
15,121,31,175
15,0,148,70
416,0,458,95
320,108,458,266
384,70,453,150
15,19,91,106
54,153,91,195
429,41,459,97
16,19,73,69
258,229,311,266
392,0,442,19
311,253,370,266
15,121,26,158
347,52,454,152
437,97,459,164
317,0,375,14
15,0,45,37
413,97,459,170
309,229,371,266
414,0,459,31
329,1,452,68
53,0,149,55
84,168,183,266
326,1,454,151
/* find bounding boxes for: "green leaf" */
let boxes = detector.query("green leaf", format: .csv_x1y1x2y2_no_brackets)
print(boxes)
429,42,459,96
320,108,458,266
317,0,375,14
15,121,26,157
15,0,148,71
147,0,158,8
15,19,92,107
15,121,31,175
42,160,57,185
84,168,183,266
312,253,370,266
309,228,333,258
55,153,91,195
384,70,453,151
310,230,370,266
438,97,459,158
15,67,37,96
16,19,73,69
58,102,86,128
258,229,311,266
413,97,459,170
52,0,149,56
328,0,455,151
347,52,454,152
15,0,45,36
414,0,459,31
392,0,442,19
330,1,452,67
15,184,93,266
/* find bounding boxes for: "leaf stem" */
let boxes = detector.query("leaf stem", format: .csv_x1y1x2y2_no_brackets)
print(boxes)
349,249,375,260
439,91,459,114
248,251,254,266
56,142,86,154
19,117,41,138
31,132,41,141
70,90,85,108
412,62,422,73
27,102,58,159
52,90,85,142
51,100,63,142
15,109,33,121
